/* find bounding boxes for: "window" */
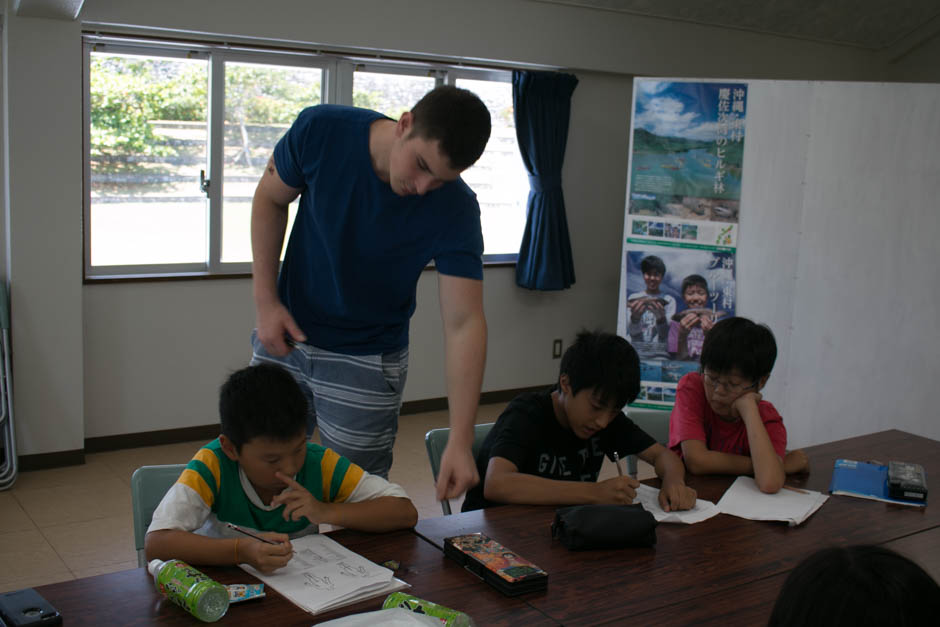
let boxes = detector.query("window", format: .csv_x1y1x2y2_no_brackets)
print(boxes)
83,37,527,278
452,75,528,260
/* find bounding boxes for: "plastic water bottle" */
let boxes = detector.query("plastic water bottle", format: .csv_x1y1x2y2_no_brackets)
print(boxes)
383,592,475,626
148,559,229,622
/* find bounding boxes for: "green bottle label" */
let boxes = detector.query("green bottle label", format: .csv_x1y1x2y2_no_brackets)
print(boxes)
383,592,469,625
155,560,228,622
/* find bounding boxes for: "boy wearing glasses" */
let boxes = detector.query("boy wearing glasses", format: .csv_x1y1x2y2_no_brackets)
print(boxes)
667,317,809,493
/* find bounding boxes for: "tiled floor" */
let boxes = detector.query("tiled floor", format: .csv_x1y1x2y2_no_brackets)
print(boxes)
0,402,652,593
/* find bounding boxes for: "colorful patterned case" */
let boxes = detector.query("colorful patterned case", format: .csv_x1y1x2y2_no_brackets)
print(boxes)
444,533,548,596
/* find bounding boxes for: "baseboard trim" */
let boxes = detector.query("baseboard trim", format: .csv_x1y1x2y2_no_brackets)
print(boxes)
18,384,550,471
84,424,222,454
400,384,548,415
18,448,85,472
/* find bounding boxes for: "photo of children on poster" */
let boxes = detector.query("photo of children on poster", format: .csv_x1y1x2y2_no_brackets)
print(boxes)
619,245,737,407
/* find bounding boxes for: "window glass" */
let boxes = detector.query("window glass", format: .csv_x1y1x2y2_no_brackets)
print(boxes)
220,62,321,263
352,71,436,119
89,52,209,266
86,42,530,277
456,78,528,257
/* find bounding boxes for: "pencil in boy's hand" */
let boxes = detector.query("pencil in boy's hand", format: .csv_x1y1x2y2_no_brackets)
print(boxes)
226,522,292,552
613,451,625,477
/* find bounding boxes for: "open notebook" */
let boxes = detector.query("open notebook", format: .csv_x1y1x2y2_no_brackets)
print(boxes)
716,476,828,526
240,534,408,615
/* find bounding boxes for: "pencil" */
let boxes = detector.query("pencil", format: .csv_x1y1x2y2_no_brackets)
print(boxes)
613,451,625,477
226,522,286,546
782,485,810,494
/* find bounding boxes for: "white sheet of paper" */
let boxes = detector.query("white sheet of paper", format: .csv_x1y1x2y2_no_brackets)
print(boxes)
240,534,407,614
716,476,828,526
635,484,720,524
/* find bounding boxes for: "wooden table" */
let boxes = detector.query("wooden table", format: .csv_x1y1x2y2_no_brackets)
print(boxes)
34,528,556,626
414,429,940,626
34,429,938,626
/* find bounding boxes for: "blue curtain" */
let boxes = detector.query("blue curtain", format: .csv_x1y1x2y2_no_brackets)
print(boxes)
512,70,579,290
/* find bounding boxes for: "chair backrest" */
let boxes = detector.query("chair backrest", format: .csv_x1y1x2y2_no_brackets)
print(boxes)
131,464,186,566
624,408,672,475
425,422,494,515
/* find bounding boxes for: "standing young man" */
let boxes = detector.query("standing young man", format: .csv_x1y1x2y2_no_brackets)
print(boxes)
250,86,491,502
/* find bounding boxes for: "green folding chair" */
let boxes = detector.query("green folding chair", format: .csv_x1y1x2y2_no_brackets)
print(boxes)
425,422,494,515
624,408,672,475
131,464,187,566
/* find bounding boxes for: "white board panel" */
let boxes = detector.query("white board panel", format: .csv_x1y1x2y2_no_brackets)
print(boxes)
785,82,940,446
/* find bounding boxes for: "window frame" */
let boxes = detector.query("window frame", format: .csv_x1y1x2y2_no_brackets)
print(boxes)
82,36,523,281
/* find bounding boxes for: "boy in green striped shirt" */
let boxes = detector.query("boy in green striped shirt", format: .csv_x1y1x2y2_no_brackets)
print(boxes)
146,363,418,573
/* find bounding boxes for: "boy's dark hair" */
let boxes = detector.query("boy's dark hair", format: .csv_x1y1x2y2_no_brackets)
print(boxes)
410,85,491,171
700,316,777,382
768,545,940,627
559,330,640,409
681,274,708,295
219,363,307,451
640,255,666,276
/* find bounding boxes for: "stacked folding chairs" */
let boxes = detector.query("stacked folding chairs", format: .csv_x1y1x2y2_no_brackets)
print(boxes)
0,284,15,490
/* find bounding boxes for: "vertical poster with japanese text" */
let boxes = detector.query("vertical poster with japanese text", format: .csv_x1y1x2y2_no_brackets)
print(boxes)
618,80,746,409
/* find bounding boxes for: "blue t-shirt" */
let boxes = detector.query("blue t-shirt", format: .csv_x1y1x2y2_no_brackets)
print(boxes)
273,105,484,355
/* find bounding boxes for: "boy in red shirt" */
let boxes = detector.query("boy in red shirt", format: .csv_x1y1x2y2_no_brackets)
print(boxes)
667,317,809,493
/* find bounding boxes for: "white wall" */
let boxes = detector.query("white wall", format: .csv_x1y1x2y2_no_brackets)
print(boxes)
784,82,940,446
5,8,84,455
732,80,940,447
5,0,916,455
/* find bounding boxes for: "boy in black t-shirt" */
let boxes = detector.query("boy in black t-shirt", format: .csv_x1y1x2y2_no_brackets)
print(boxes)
462,331,696,512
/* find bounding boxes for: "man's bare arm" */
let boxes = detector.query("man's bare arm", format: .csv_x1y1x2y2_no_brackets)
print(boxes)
251,156,305,356
435,273,486,500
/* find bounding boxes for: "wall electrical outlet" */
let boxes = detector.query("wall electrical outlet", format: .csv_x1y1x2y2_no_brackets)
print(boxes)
552,339,563,359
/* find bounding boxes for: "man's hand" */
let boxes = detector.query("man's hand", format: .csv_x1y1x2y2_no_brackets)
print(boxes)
783,449,810,474
257,301,306,356
435,442,479,501
658,480,697,512
241,531,293,574
594,476,639,505
271,472,329,524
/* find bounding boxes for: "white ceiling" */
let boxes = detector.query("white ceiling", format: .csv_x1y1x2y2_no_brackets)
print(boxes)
533,0,940,50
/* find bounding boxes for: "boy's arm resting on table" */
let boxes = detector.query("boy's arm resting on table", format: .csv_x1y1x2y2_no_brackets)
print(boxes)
483,456,639,506
144,483,294,574
638,443,697,511
680,438,755,476
783,449,810,474
435,273,486,501
145,529,293,574
251,155,305,357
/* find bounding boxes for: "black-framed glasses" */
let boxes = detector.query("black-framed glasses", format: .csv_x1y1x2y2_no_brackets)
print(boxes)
701,371,756,394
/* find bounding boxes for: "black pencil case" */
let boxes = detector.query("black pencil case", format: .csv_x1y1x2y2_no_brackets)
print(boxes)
443,533,548,596
552,503,657,550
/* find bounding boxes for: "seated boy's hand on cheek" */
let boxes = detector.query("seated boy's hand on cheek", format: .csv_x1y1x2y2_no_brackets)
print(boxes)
245,532,293,574
272,471,328,523
659,481,697,512
730,391,762,418
596,476,639,505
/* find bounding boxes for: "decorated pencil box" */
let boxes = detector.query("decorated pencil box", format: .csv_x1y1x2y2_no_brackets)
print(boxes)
444,533,548,596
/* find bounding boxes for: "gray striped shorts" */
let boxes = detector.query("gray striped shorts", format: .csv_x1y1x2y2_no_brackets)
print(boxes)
249,329,408,479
